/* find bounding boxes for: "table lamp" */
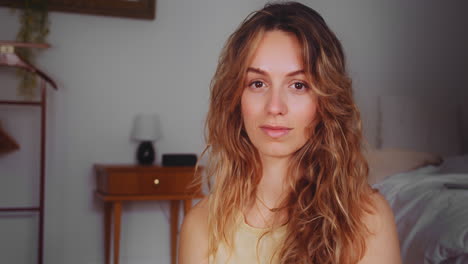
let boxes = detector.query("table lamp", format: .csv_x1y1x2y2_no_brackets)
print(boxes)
131,113,161,165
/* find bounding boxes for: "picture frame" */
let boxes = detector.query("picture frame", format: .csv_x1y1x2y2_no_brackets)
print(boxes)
0,0,156,20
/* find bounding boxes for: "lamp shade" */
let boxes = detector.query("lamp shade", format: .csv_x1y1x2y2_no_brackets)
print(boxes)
131,113,161,141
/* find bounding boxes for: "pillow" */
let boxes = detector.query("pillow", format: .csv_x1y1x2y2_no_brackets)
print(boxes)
379,96,462,156
364,148,442,185
437,154,468,174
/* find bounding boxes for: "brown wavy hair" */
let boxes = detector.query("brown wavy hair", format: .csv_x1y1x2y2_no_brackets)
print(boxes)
201,2,375,263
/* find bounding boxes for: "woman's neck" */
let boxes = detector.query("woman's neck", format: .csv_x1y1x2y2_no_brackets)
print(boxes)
257,155,290,208
243,154,291,229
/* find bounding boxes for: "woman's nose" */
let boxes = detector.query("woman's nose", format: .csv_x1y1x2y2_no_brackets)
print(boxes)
265,88,287,116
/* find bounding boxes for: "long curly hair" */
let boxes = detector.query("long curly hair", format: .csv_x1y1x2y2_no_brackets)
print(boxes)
201,2,375,263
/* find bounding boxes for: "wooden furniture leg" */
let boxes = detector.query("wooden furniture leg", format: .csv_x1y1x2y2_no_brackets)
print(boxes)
183,199,192,216
113,202,122,264
104,202,112,264
170,200,180,264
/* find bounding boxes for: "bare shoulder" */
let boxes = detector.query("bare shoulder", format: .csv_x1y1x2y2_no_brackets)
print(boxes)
365,191,396,230
178,196,210,264
358,191,402,264
185,196,209,226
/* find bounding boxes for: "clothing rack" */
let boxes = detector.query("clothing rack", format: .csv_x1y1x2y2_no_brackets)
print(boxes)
0,40,57,264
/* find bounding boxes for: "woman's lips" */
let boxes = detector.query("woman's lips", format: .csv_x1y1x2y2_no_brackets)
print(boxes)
260,125,292,138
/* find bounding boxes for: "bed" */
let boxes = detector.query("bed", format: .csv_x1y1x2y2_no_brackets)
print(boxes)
365,96,468,263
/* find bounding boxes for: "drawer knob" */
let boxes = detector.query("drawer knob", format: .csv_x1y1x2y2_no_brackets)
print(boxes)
153,179,160,185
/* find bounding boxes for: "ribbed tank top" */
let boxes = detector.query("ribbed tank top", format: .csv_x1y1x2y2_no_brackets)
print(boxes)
209,215,288,264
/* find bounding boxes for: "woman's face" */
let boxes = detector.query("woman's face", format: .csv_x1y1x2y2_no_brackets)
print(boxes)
241,30,318,160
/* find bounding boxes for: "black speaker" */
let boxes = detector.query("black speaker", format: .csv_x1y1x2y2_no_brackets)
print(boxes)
162,154,197,166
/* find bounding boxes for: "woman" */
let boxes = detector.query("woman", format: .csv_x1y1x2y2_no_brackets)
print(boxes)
179,2,401,264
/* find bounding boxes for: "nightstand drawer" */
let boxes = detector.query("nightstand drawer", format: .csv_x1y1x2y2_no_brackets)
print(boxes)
139,171,196,194
95,165,201,195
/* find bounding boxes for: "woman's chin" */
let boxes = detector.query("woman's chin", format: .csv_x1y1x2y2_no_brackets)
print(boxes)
257,145,299,160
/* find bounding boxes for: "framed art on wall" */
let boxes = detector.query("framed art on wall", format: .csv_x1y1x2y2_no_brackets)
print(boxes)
0,0,156,20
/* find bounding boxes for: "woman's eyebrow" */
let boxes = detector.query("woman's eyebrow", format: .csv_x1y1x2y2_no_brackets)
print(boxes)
246,67,267,75
246,67,305,77
286,69,305,77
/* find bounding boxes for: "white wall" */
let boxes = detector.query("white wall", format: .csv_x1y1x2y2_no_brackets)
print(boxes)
0,0,466,263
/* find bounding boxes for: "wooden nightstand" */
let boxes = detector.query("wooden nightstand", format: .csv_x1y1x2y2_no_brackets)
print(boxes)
94,164,204,264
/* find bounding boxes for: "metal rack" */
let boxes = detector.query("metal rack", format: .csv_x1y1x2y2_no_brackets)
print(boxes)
0,41,57,264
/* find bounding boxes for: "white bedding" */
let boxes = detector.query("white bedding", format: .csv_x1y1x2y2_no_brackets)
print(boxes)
373,159,468,264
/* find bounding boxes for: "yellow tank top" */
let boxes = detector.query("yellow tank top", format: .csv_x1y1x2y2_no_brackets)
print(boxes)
209,215,288,264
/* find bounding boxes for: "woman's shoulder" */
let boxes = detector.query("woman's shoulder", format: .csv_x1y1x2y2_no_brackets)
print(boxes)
178,196,210,264
358,190,402,264
363,190,395,230
181,196,209,238
187,196,209,220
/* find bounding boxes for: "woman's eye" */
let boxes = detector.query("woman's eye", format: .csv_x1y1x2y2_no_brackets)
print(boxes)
292,82,308,90
250,81,265,89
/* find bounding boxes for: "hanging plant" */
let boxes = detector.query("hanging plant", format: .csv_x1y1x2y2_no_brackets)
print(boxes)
14,0,50,99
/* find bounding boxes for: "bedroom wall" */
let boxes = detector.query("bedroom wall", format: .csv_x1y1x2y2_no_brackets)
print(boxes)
0,0,466,263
